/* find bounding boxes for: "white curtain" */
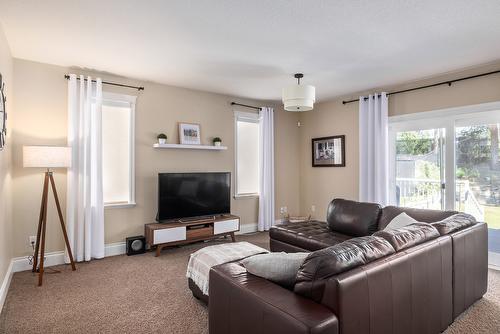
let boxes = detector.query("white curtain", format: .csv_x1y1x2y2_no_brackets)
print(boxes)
258,107,275,231
66,74,105,262
359,92,389,206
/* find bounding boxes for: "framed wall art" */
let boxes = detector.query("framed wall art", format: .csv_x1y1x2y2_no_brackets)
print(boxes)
311,135,345,167
178,123,201,145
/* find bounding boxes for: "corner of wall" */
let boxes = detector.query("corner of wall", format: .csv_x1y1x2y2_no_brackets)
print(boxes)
0,22,15,314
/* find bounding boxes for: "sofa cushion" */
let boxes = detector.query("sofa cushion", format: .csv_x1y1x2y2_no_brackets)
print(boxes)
241,252,309,288
373,222,440,252
431,213,476,235
326,198,381,237
270,220,351,251
294,236,395,302
378,206,457,230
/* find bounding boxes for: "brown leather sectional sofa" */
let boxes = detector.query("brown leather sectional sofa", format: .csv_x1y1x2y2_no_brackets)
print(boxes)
208,199,488,334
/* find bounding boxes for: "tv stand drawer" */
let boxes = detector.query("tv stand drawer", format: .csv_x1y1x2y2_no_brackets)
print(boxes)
186,225,213,239
153,226,186,244
214,219,239,235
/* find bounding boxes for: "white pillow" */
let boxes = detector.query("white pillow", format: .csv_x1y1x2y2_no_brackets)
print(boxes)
384,212,418,230
241,252,309,288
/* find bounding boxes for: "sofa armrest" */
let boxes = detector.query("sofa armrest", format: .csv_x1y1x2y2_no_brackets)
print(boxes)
450,222,488,318
209,263,338,334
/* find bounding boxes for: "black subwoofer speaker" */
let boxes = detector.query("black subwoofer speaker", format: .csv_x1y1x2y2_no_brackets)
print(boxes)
126,236,146,256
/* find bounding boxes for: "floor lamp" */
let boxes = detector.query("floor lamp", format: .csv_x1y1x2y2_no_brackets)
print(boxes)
23,146,76,286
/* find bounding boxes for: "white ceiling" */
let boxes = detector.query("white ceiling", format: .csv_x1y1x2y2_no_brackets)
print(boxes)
1,0,500,102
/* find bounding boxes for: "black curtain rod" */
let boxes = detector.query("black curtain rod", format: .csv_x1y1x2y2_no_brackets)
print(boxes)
231,102,262,110
342,69,500,105
64,75,144,91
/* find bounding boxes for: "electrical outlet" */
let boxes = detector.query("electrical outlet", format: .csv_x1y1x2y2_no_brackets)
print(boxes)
311,205,316,212
29,235,37,245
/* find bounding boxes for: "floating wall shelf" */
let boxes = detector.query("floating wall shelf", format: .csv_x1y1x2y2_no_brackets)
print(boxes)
153,143,227,150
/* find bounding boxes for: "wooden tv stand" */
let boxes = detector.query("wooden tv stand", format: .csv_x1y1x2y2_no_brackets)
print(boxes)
145,215,240,257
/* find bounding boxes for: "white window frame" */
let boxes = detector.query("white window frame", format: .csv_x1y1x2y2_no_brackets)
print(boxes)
234,110,260,198
102,92,136,208
389,101,500,211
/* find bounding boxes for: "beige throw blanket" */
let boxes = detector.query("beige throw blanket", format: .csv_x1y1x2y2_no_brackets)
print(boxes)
186,242,268,296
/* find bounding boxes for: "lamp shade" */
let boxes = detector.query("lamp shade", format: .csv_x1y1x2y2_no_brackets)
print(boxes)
282,84,316,112
23,146,72,168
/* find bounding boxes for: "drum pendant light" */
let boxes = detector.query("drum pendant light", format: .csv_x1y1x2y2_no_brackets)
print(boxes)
282,73,315,112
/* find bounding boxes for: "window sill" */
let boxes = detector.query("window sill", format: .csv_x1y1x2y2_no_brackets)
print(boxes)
234,194,259,199
104,202,136,209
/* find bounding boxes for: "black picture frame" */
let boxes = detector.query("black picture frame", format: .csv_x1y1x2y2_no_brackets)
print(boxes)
311,135,345,167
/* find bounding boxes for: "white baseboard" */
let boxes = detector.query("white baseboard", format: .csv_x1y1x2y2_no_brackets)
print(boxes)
10,242,127,275
237,223,258,234
236,220,282,235
11,251,66,273
0,260,14,314
104,242,126,257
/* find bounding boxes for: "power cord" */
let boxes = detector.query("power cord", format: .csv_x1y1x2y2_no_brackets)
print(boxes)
27,240,60,274
27,240,35,265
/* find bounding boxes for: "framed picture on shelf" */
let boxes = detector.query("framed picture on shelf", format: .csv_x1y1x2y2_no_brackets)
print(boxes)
311,135,345,167
179,123,201,145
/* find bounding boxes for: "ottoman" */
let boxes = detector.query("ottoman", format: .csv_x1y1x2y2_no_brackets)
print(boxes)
186,241,268,304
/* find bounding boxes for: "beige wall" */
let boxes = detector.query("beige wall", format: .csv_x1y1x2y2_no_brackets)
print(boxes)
11,59,300,257
11,55,499,257
0,24,13,288
299,61,500,220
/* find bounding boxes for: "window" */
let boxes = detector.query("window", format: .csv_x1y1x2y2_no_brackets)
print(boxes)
235,111,260,197
388,102,500,265
101,92,136,207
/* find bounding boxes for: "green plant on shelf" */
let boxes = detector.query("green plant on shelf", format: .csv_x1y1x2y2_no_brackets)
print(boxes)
213,137,222,146
157,133,167,144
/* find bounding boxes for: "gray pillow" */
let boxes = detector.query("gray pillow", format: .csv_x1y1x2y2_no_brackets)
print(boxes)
241,252,309,288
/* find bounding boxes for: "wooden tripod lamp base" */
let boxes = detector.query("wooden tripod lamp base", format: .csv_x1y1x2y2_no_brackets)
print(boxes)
23,146,76,286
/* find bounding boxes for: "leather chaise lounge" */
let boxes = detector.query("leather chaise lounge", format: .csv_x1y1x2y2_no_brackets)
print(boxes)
208,199,487,334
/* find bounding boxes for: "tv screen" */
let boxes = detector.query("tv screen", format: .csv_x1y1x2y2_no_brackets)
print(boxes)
157,172,231,221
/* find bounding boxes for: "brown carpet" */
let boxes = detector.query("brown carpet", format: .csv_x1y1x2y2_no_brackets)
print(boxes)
0,232,499,333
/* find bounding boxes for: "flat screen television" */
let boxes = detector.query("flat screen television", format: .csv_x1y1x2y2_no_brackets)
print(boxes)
157,172,231,222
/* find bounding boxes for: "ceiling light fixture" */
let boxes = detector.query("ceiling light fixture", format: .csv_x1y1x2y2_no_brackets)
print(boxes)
282,73,315,112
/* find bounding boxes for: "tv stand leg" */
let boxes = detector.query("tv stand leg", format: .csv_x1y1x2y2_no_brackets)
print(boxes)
155,245,164,257
230,232,236,242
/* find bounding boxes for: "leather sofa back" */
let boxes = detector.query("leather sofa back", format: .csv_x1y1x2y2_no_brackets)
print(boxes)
431,212,476,235
378,205,456,230
327,199,381,237
321,236,454,334
294,236,394,302
373,222,440,252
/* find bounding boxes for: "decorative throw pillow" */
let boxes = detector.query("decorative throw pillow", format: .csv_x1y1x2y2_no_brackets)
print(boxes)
384,212,418,230
241,252,309,288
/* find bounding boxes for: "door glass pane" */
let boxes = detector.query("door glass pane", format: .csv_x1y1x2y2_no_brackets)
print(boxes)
456,123,500,257
395,129,445,209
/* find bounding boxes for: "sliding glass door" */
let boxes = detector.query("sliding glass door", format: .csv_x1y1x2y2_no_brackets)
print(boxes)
394,129,445,210
455,120,500,265
389,105,500,266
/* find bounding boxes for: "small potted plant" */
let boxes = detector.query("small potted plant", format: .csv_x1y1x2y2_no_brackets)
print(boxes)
213,137,222,147
157,133,167,145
